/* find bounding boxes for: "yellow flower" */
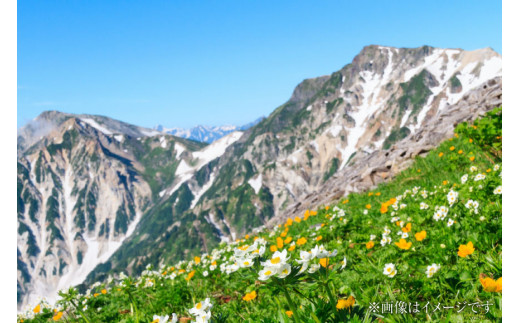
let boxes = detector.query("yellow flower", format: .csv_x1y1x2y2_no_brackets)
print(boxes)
366,241,374,249
395,238,412,250
480,276,502,292
458,150,463,154
245,234,250,239
286,311,293,318
415,230,427,241
325,206,330,210
401,223,412,233
443,180,448,185
469,156,475,161
284,237,293,244
438,152,444,157
296,237,307,246
286,218,293,226
270,245,278,252
342,199,349,204
458,241,475,257
52,312,63,321
101,289,107,294
310,210,318,216
294,216,301,223
365,204,371,209
375,192,381,196
316,235,323,241
469,138,473,143
486,168,491,173
33,304,41,314
242,290,257,301
280,231,287,238
368,192,373,196
288,244,296,251
277,237,284,249
94,293,100,297
194,256,201,264
336,296,355,310
450,146,455,151
304,210,310,217
319,258,329,268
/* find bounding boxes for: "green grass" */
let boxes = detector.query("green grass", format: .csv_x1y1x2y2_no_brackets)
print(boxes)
20,108,502,323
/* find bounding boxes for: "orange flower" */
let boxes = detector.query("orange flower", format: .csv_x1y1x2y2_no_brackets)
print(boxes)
325,206,330,210
443,180,448,185
368,192,374,196
486,168,491,173
316,235,323,241
469,156,475,161
366,241,374,249
288,244,296,251
276,237,284,249
469,138,473,143
438,152,444,157
480,276,502,292
336,296,355,310
52,311,63,321
402,223,412,233
245,234,250,239
450,146,455,151
458,150,463,154
270,245,278,252
342,199,349,204
319,258,329,268
280,231,287,238
284,237,292,244
395,238,412,250
415,230,427,241
101,289,107,294
310,210,318,216
380,204,388,214
286,311,293,318
366,204,371,209
33,304,41,314
457,242,475,258
294,216,301,223
296,237,307,246
375,192,381,196
185,270,195,281
194,256,201,264
242,290,257,301
286,218,293,226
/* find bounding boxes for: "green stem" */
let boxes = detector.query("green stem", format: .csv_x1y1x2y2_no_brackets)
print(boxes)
282,287,302,323
70,299,91,323
323,281,336,306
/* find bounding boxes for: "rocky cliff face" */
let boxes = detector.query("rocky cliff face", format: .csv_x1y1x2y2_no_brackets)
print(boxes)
18,45,502,310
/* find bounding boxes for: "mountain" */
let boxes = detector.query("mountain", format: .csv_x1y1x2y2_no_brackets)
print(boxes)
17,45,502,310
154,117,265,143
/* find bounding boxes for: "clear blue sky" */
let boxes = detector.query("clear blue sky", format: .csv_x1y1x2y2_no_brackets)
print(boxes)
17,0,501,129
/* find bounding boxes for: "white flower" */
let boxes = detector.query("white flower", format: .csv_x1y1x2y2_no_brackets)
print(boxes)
474,173,486,181
239,258,255,268
447,190,458,206
370,234,376,241
494,164,500,171
380,235,392,246
383,263,397,278
391,216,400,223
400,204,407,210
420,202,429,210
493,186,502,195
479,216,486,221
189,298,213,317
258,268,276,281
277,263,292,278
308,264,321,273
202,271,209,277
425,263,441,278
340,257,347,270
195,311,212,323
171,313,178,323
152,315,170,323
363,209,368,215
447,219,455,227
261,250,290,269
383,227,391,235
209,265,216,271
465,200,479,214
470,166,478,172
402,232,409,239
461,174,468,184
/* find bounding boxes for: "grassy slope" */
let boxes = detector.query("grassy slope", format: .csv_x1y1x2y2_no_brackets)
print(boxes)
20,108,502,323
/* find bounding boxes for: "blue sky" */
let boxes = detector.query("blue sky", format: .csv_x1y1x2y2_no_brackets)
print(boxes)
17,0,502,129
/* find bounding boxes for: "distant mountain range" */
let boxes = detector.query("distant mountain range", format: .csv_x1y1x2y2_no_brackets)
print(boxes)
154,117,265,143
17,45,502,311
